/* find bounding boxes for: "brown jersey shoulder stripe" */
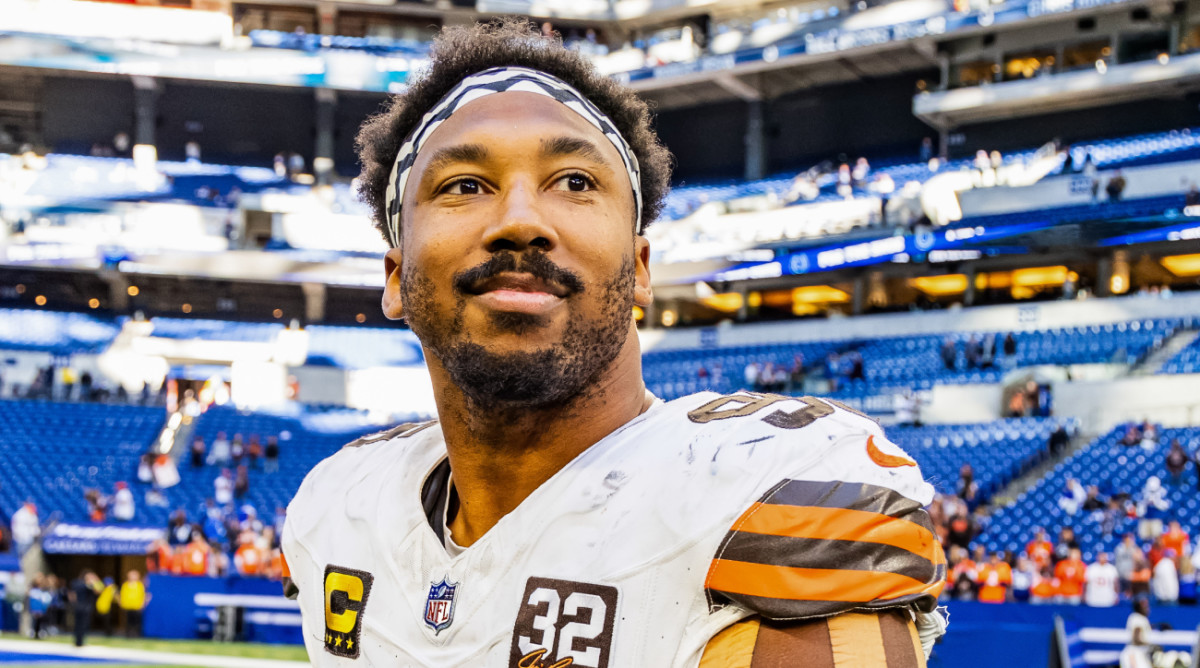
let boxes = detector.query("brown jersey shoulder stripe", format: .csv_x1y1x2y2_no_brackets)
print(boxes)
717,532,939,585
762,479,932,532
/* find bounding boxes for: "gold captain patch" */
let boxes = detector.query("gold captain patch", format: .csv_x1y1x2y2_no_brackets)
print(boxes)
324,565,373,659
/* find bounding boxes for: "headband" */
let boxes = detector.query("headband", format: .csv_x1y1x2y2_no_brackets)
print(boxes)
383,66,644,247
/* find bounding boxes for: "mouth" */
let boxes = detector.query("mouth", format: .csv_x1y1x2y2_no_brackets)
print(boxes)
466,272,568,315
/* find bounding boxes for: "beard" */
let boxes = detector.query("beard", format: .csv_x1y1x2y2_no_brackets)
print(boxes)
401,250,635,413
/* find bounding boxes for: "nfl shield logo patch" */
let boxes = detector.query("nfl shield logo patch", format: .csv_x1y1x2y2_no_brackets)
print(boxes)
424,578,458,635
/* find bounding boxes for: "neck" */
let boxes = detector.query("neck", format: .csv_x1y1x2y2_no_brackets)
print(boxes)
430,331,650,547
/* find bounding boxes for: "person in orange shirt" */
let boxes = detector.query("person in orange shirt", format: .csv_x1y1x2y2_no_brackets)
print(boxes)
180,533,210,576
233,532,264,577
1162,520,1189,558
977,553,1013,603
1031,566,1059,604
1055,547,1088,604
1026,527,1054,570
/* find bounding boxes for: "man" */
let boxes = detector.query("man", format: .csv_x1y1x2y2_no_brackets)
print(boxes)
1054,547,1087,604
975,553,1011,604
1120,596,1153,668
283,19,946,667
67,570,101,647
1084,552,1119,608
118,570,147,638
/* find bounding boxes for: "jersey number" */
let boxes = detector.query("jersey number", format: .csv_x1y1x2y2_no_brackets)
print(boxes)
510,578,618,668
688,392,861,429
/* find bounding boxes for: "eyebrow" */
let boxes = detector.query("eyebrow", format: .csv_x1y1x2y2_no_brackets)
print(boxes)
539,136,609,165
423,143,490,173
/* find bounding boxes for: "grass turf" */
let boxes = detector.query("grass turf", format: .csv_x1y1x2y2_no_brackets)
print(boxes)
0,633,308,664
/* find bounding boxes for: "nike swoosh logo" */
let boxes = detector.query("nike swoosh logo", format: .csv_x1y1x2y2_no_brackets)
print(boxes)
866,435,917,468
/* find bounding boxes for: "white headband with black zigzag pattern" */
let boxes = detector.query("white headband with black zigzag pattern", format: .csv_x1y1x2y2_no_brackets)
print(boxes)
383,66,644,247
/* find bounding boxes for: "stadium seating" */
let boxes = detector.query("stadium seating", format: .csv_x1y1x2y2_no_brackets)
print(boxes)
1159,333,1200,374
304,325,423,368
643,319,1177,402
890,418,1070,502
0,399,165,524
0,308,120,355
978,425,1200,562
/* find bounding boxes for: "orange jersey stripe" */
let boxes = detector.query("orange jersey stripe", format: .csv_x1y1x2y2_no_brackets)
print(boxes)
280,552,291,578
707,560,941,604
734,503,939,559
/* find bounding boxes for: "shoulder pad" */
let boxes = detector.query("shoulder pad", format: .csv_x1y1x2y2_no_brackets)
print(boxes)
696,394,945,621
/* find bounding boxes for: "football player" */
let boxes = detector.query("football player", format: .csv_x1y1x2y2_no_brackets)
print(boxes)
282,18,947,667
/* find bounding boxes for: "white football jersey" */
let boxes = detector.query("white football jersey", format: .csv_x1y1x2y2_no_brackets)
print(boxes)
282,391,945,667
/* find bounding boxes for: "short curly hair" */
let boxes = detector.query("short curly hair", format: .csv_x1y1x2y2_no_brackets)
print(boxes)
355,18,672,244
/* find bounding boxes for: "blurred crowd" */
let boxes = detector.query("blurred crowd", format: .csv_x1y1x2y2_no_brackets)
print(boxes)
147,500,285,580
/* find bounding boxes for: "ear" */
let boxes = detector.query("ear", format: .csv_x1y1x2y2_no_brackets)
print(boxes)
382,247,405,320
633,235,653,308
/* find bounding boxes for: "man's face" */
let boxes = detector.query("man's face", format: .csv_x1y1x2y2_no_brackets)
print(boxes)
386,92,651,411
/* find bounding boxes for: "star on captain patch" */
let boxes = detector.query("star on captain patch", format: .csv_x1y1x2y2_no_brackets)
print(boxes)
425,577,458,635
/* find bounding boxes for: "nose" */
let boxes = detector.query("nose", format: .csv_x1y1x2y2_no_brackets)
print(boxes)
482,181,558,253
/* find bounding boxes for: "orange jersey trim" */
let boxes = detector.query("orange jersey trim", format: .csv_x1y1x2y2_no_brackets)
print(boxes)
734,503,939,558
707,560,941,604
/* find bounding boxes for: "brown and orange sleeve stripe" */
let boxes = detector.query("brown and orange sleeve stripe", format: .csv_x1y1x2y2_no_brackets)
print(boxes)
699,612,927,668
705,479,946,620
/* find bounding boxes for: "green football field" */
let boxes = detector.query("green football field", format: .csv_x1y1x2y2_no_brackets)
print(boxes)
0,633,309,667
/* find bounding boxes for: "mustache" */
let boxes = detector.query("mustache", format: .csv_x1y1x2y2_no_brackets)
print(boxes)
452,252,585,296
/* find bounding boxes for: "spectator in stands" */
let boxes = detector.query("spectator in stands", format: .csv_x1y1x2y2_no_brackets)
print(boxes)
84,489,106,523
264,436,280,474
948,545,977,600
1082,485,1106,516
1121,423,1143,447
1187,183,1200,207
1161,521,1189,559
110,482,134,522
945,499,977,549
1026,527,1054,571
234,530,265,577
1085,552,1120,607
1137,476,1170,540
1106,170,1127,201
1180,555,1197,605
207,432,231,466
118,571,146,638
190,437,205,469
976,553,1012,603
247,436,262,469
823,353,841,392
895,389,922,427
11,502,39,556
1012,556,1036,603
166,510,191,546
1058,478,1087,516
1030,566,1058,604
1140,420,1159,450
1054,547,1087,604
1152,549,1179,605
231,434,246,465
1165,439,1188,485
965,335,982,369
179,533,211,577
941,337,957,371
1048,423,1070,457
956,465,980,512
1131,548,1153,598
743,362,758,392
836,163,852,199
234,465,250,499
68,570,100,647
214,469,233,506
1193,443,1200,491
1053,527,1080,564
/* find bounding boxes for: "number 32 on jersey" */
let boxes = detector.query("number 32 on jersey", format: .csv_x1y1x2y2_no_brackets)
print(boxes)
508,577,619,668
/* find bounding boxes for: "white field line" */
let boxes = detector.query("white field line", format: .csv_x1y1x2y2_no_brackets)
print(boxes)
0,638,309,667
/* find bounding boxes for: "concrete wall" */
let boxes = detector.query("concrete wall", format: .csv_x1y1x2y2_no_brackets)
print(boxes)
1055,373,1200,433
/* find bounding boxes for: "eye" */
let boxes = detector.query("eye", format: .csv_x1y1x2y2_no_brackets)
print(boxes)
443,178,484,195
552,173,595,193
